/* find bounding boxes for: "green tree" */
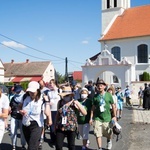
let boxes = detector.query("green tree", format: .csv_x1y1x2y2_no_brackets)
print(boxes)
56,72,65,84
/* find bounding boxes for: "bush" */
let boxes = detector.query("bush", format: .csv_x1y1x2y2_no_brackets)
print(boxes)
142,72,150,81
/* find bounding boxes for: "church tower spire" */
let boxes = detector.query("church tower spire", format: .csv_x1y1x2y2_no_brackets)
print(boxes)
101,0,131,35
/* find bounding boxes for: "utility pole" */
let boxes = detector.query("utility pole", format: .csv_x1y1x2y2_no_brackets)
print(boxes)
65,57,68,82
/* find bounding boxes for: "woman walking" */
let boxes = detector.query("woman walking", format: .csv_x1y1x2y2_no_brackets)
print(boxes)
20,81,52,150
55,86,87,150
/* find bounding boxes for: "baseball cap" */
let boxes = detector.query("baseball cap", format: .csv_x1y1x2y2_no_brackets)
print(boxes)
26,81,40,93
13,85,23,93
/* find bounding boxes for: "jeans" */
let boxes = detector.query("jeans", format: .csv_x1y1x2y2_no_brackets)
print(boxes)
56,129,76,150
22,121,42,150
50,111,57,142
10,117,26,146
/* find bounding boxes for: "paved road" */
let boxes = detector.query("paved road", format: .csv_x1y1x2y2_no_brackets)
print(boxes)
1,104,150,150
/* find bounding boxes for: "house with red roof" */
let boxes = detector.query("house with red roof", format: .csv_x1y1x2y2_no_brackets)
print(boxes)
82,0,150,89
0,60,4,83
4,59,55,83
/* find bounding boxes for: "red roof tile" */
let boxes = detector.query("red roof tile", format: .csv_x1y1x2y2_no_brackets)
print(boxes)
73,71,82,81
100,5,150,41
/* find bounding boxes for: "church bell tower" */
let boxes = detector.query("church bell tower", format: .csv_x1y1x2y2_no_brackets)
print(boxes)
101,0,131,35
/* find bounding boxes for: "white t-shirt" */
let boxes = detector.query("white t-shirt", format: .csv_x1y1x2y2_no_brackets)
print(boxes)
22,96,44,127
48,89,60,111
0,94,9,123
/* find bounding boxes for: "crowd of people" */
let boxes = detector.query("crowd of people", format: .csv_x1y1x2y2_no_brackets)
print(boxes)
0,79,149,150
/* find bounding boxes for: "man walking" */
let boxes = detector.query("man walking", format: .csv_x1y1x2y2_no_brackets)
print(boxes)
89,79,116,150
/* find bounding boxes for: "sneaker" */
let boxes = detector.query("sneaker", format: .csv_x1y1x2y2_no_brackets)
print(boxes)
22,146,26,150
82,146,86,150
40,138,44,144
86,139,90,147
106,139,112,150
12,145,16,150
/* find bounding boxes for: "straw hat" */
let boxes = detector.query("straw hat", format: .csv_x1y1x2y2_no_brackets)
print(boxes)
59,86,74,97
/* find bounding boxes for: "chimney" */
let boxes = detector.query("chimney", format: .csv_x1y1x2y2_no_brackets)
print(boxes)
11,59,14,63
26,59,29,63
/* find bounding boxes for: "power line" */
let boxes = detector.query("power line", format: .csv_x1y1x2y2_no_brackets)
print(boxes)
0,33,85,65
0,42,50,61
0,33,65,60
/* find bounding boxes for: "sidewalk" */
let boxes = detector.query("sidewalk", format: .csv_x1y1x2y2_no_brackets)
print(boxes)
132,98,150,124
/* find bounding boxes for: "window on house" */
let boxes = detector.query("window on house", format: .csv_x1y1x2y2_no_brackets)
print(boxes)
107,0,110,8
111,46,121,61
114,0,117,7
137,44,148,63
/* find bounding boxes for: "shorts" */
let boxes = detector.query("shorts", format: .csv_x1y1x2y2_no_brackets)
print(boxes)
78,123,90,140
117,102,123,110
93,120,112,138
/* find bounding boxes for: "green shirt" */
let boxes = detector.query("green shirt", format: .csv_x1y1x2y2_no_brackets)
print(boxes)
77,98,92,124
93,92,113,122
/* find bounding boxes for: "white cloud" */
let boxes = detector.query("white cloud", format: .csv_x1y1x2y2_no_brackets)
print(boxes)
37,36,44,41
81,40,89,44
1,41,26,49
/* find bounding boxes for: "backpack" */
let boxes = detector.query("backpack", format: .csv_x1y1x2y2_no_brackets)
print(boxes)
10,96,23,120
56,100,78,131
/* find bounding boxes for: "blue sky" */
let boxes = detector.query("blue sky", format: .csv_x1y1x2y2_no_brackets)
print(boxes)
0,0,150,75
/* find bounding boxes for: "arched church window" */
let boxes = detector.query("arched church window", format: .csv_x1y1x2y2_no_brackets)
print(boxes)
107,0,110,8
114,0,117,7
137,44,148,63
113,75,119,83
111,46,121,61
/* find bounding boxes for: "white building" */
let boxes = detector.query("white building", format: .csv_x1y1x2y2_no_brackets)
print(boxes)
0,60,4,83
82,0,150,89
3,59,55,83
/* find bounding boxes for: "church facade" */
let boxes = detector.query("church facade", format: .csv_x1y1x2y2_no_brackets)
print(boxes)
82,0,150,89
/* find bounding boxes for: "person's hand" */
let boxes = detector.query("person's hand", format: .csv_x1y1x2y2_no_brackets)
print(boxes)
112,116,117,122
43,95,49,102
47,118,52,126
89,119,93,125
19,110,27,116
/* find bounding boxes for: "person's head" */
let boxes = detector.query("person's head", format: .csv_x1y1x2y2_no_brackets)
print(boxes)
96,79,107,94
117,86,121,92
140,86,143,90
26,81,41,101
13,85,23,94
126,85,129,89
107,86,115,95
88,80,93,86
71,80,77,89
49,79,56,89
39,79,46,90
59,86,74,103
80,88,89,100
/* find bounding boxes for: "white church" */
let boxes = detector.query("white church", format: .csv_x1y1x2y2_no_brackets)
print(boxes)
82,0,150,89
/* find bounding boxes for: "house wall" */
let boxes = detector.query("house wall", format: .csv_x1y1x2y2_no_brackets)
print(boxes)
0,61,4,83
43,62,55,83
101,36,150,81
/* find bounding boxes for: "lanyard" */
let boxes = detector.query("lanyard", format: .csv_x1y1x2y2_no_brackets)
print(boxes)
99,93,105,106
62,105,68,116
